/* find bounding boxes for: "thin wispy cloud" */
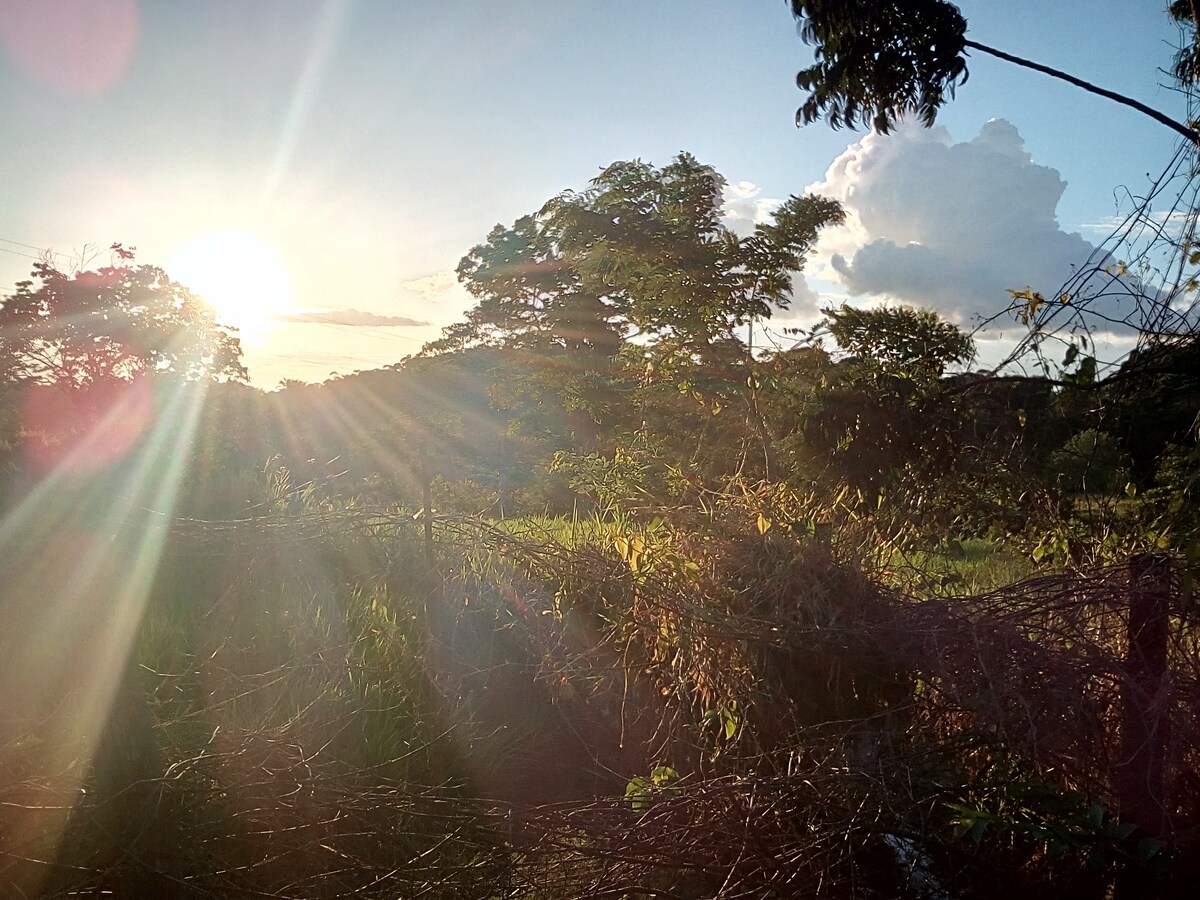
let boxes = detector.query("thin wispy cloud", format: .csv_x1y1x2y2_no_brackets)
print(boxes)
1081,209,1195,236
275,308,430,327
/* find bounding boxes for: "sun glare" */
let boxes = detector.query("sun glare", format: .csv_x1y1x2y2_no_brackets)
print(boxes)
167,232,294,338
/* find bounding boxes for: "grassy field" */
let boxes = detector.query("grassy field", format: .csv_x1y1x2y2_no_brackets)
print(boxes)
879,537,1038,596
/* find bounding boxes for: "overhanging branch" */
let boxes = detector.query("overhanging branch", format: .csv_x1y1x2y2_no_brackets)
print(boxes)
964,38,1200,147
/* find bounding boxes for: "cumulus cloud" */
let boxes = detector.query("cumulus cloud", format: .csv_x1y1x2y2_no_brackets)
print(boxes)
805,119,1139,330
719,181,830,320
275,308,430,327
721,180,781,235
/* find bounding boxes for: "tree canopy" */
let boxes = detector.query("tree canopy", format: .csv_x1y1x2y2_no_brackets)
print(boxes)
0,251,246,387
790,0,969,133
437,153,843,366
823,302,975,384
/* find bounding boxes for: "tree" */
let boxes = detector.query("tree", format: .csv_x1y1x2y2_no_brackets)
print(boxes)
423,213,624,454
1170,0,1200,87
435,154,842,367
544,153,843,364
799,305,976,510
0,249,246,388
428,154,844,478
1105,334,1200,486
1049,428,1132,495
433,214,622,359
822,303,974,387
545,154,843,478
788,0,1200,145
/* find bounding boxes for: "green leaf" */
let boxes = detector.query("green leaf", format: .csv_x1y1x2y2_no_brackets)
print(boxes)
650,765,679,786
624,776,651,810
720,703,739,741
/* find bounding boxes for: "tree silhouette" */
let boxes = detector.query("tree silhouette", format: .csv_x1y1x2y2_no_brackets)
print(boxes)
0,249,246,387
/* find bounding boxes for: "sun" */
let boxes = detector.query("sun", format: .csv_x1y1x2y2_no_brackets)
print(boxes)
167,231,294,338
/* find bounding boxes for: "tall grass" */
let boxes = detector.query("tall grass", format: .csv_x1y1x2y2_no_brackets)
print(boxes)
1,510,510,898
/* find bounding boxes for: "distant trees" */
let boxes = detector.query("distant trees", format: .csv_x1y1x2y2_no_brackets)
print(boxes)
821,303,974,385
0,249,246,388
765,305,977,517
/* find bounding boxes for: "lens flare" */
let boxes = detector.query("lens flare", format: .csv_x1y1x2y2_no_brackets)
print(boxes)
0,0,138,98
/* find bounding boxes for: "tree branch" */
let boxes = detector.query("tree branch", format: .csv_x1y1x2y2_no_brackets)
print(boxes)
964,38,1200,147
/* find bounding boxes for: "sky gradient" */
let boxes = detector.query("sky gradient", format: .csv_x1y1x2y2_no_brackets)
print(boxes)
0,1,1191,385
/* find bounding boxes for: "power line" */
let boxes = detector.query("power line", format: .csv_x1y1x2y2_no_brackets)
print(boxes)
0,237,72,262
0,245,41,262
0,236,52,255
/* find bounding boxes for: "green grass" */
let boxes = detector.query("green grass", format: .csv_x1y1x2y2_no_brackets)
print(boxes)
884,537,1037,597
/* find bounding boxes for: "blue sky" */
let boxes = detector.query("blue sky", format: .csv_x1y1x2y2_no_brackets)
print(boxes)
0,1,1191,385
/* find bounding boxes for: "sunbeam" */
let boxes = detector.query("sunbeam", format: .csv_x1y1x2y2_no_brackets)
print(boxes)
259,0,351,211
0,375,206,896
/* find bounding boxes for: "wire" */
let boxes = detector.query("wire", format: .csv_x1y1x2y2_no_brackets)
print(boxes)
0,245,41,262
0,236,51,255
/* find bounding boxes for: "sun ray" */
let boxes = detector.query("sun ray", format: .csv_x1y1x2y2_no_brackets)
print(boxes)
0,375,206,895
259,0,351,210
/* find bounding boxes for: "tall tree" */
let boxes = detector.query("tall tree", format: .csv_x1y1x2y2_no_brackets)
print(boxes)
426,213,624,453
433,215,622,358
434,154,842,366
429,154,843,475
544,153,843,366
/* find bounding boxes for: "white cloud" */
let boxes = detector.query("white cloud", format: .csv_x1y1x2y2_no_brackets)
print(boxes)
726,180,759,200
805,119,1136,330
721,180,781,235
720,180,834,322
718,180,826,324
1085,208,1195,229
